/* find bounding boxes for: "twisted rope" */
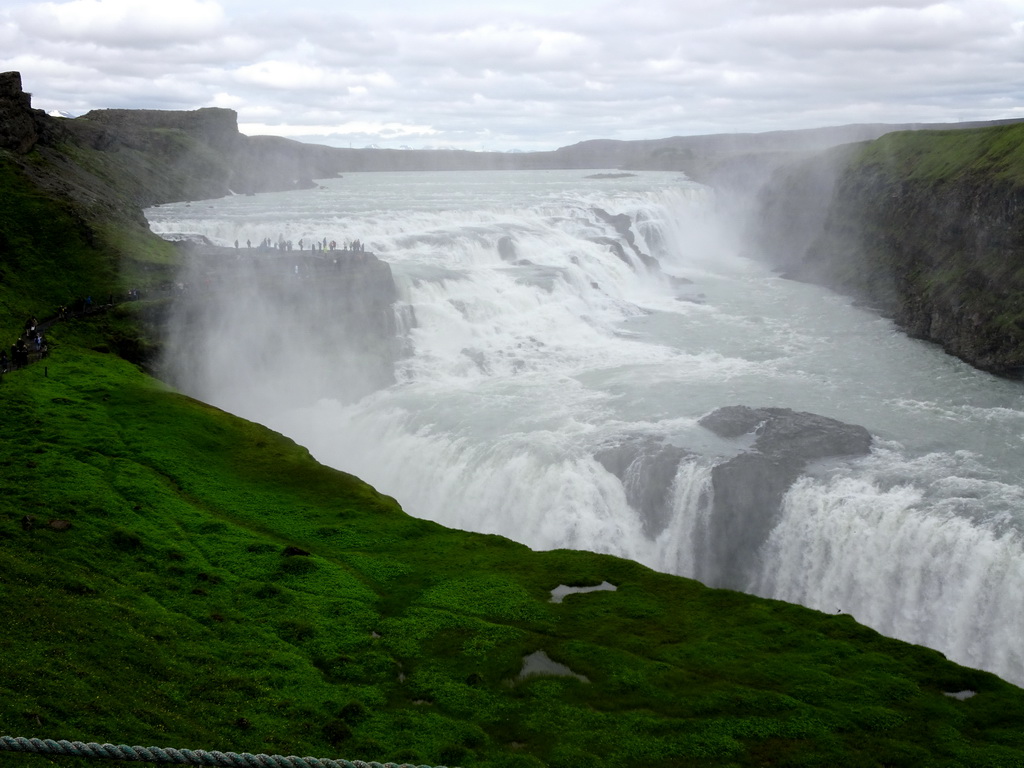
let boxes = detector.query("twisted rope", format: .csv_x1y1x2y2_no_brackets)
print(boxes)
0,738,448,768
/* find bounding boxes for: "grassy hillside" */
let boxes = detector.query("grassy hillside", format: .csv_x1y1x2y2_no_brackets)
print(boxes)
851,123,1024,186
5,133,1024,767
7,337,1024,768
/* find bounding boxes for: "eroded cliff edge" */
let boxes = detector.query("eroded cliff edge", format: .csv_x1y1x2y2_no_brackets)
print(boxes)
751,124,1024,377
1,70,403,390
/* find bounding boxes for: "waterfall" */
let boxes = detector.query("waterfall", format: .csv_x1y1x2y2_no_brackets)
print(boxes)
147,170,1024,686
750,461,1024,681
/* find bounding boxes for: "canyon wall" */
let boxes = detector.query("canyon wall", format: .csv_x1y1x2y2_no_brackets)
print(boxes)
751,125,1024,377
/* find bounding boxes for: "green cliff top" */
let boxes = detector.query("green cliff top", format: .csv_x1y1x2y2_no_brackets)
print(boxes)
852,122,1024,186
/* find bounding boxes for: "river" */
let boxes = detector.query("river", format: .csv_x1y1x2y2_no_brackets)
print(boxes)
145,169,1024,686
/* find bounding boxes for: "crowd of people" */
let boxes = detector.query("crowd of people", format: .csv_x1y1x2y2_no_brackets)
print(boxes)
2,289,145,376
233,236,369,253
2,317,47,374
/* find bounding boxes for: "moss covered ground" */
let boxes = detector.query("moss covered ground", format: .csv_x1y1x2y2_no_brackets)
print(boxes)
5,137,1024,767
7,339,1024,768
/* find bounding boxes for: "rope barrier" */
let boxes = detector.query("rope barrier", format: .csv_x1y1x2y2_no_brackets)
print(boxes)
0,737,450,768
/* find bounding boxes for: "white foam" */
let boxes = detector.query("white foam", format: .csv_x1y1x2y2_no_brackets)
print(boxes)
149,169,1024,686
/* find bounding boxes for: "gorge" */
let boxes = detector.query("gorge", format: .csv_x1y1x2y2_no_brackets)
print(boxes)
5,70,1024,766
147,167,1024,690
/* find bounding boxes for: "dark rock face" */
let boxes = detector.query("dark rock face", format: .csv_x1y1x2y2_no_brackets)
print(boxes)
79,107,242,152
751,128,1024,377
747,408,873,462
497,236,517,262
592,208,660,271
160,246,402,407
593,409,870,587
0,72,40,153
595,436,690,537
697,406,872,589
700,405,872,458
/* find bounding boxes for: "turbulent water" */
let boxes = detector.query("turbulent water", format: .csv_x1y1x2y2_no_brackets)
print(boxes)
146,170,1024,686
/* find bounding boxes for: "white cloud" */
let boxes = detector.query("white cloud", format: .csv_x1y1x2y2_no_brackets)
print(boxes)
240,120,439,140
16,0,226,47
1,0,1022,150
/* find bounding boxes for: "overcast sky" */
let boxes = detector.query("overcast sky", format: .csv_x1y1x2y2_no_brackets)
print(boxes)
1,0,1022,151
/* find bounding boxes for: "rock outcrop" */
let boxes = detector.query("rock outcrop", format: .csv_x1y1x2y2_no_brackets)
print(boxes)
0,71,39,153
159,245,401,408
592,208,659,271
697,406,872,589
79,106,242,152
594,436,690,537
0,71,63,154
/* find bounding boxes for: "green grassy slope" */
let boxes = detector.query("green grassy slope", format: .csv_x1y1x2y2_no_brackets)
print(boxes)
5,135,1024,768
851,123,1024,185
0,150,177,341
6,341,1024,768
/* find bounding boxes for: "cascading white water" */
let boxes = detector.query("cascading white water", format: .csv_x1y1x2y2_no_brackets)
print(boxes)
146,170,1024,686
751,447,1024,679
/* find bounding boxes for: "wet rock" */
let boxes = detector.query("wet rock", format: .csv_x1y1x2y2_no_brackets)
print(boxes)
462,347,489,373
590,236,632,266
592,207,661,271
699,405,872,459
697,406,871,589
20,515,35,531
698,405,768,438
497,235,517,262
595,436,690,537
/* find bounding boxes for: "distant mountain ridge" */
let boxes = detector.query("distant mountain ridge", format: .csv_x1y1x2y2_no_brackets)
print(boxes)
9,68,1019,204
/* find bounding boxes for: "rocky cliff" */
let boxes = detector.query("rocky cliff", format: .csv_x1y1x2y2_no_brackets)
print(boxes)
0,71,403,389
67,105,345,203
751,124,1024,377
159,245,401,408
0,71,41,153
